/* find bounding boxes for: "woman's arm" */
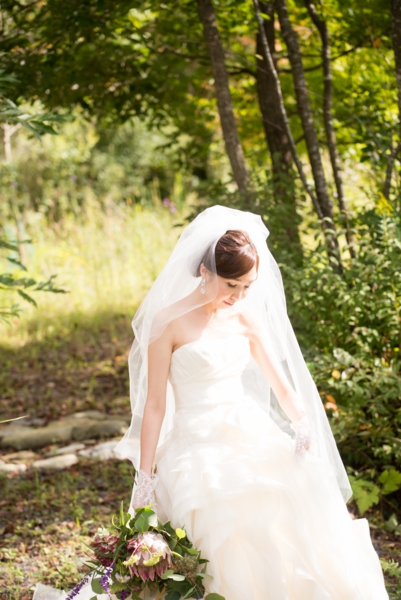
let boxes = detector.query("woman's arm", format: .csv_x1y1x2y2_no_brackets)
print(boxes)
245,315,305,423
139,325,174,477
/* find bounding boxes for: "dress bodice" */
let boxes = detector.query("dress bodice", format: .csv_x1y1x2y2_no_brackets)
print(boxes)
169,334,251,414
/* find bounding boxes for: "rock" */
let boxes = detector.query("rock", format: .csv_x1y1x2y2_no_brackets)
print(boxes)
48,443,86,456
72,420,127,441
32,453,78,471
66,410,107,421
0,459,27,473
78,440,120,461
0,423,75,451
1,450,36,462
0,426,30,438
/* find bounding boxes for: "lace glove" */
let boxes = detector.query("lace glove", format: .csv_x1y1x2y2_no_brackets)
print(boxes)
290,416,316,460
132,469,159,513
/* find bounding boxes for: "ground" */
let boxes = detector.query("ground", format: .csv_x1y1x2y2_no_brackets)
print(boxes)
0,315,400,599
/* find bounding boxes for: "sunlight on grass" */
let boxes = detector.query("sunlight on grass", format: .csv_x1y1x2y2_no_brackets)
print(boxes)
0,203,183,348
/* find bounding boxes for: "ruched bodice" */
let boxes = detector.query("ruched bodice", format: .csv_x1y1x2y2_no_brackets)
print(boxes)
169,335,250,414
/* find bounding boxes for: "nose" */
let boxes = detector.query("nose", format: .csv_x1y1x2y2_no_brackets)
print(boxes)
231,288,243,301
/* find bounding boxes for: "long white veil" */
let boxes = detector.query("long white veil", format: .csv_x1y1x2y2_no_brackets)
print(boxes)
114,205,352,503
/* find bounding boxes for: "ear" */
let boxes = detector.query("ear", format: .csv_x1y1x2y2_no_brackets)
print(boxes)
199,263,210,279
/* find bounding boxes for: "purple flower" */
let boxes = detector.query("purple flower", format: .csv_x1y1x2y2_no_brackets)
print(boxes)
169,203,177,214
162,198,170,207
100,563,114,596
120,591,130,600
65,574,90,599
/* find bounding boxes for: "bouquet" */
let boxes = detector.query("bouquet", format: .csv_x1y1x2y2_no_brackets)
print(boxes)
66,504,224,600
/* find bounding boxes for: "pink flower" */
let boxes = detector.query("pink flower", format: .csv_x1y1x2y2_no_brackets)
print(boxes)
91,532,119,567
162,198,170,207
124,532,172,582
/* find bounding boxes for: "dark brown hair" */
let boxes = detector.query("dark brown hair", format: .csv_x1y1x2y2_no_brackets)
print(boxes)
197,229,259,279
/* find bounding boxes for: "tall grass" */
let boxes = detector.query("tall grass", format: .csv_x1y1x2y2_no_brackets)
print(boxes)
0,203,183,348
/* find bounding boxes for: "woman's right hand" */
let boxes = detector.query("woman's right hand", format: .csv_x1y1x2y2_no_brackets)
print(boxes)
132,469,159,512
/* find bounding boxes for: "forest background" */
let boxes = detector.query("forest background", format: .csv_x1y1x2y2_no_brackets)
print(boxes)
0,0,401,597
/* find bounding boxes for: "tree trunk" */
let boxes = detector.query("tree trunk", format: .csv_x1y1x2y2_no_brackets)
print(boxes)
389,0,401,199
383,139,401,199
274,0,342,270
197,0,253,205
304,0,356,259
255,3,302,252
253,0,341,271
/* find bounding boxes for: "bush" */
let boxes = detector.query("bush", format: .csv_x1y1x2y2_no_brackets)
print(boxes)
282,203,401,518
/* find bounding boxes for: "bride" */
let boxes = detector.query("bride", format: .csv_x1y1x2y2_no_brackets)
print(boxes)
34,205,389,599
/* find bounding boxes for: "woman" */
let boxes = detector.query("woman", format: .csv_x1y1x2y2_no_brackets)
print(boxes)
34,206,389,600
115,206,389,599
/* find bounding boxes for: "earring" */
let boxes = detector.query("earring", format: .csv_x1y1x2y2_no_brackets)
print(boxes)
200,278,206,294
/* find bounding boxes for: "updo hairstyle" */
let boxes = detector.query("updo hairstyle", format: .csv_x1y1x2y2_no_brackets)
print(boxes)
197,229,259,279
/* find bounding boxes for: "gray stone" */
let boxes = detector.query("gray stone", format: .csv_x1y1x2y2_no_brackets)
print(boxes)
72,419,127,441
32,453,78,471
78,440,120,461
48,443,86,456
0,425,30,438
66,410,107,421
0,423,75,451
0,459,27,473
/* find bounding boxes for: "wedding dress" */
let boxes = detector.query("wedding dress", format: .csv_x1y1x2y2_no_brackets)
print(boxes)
151,333,389,600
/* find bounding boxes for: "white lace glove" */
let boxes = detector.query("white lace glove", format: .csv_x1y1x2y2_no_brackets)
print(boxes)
132,469,159,513
290,416,316,460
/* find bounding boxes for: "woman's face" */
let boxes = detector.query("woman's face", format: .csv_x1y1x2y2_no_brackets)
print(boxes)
201,264,258,310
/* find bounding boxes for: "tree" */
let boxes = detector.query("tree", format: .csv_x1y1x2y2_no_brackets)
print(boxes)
304,0,356,258
386,0,401,199
197,0,253,204
274,0,342,270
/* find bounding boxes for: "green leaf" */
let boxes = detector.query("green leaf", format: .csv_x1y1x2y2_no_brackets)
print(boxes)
161,569,174,580
91,578,104,594
17,289,37,307
165,591,180,600
350,476,380,515
378,469,401,495
89,596,98,600
182,586,196,599
161,570,185,581
7,257,27,271
205,594,226,600
184,547,199,555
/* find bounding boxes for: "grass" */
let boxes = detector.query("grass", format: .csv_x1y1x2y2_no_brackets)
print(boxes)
0,461,134,599
0,203,183,422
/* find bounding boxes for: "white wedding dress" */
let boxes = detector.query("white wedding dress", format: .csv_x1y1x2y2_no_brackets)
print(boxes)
34,334,389,600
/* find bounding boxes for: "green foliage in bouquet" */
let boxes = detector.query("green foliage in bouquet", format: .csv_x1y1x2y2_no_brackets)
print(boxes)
80,503,224,600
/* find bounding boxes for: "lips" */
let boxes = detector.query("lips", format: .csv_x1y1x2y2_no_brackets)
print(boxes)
224,301,233,306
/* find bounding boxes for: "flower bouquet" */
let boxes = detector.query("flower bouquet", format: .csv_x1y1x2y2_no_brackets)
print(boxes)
67,503,224,600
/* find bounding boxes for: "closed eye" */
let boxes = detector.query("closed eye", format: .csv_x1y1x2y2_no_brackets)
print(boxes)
228,283,236,288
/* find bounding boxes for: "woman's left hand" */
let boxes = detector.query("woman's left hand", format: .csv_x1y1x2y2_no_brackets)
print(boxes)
290,416,316,460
